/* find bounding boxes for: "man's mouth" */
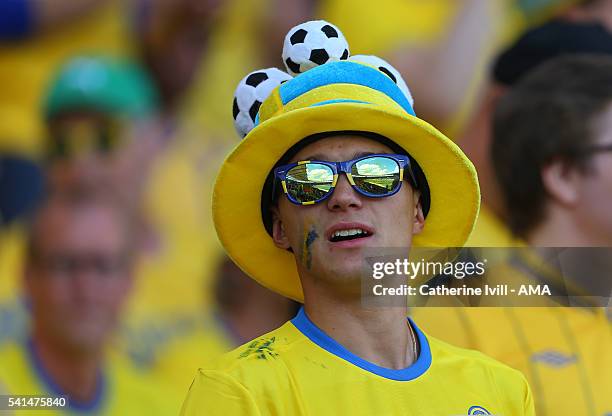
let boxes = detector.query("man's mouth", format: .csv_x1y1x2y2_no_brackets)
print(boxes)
326,223,375,244
329,228,372,242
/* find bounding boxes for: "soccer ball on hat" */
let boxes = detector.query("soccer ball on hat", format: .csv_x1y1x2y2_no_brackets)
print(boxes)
282,20,350,76
349,54,414,108
233,68,292,137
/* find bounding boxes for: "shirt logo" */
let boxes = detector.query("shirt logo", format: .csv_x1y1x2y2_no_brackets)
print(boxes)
531,350,577,367
467,405,491,415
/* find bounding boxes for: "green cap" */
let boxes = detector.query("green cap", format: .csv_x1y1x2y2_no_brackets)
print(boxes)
44,56,159,120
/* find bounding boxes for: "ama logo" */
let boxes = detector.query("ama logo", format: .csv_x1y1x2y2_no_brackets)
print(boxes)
468,406,492,415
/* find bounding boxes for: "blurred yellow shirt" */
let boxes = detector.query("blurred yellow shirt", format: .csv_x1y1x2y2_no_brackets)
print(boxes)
0,226,26,304
411,251,612,416
181,307,535,416
146,312,236,403
466,204,518,248
115,311,236,413
0,339,179,415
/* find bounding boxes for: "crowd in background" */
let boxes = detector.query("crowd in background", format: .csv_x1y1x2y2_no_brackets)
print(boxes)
1,0,611,414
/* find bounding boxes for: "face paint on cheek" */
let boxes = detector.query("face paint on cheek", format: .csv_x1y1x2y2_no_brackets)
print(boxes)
301,225,319,270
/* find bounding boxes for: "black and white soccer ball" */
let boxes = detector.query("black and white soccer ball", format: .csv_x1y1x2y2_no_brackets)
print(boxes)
282,20,350,76
233,68,292,137
349,55,414,108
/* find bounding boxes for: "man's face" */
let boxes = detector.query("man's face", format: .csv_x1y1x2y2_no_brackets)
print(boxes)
272,135,424,292
574,104,612,245
25,199,133,354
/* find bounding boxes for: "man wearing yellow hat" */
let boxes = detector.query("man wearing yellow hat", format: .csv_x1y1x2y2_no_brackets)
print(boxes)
181,21,535,416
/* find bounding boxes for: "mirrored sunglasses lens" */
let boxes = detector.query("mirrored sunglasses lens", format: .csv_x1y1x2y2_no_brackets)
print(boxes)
286,163,334,203
351,156,400,195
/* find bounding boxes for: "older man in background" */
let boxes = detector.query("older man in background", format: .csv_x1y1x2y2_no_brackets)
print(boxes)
0,191,176,414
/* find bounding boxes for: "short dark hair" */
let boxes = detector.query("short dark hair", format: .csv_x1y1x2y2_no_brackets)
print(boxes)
492,19,612,86
492,54,612,237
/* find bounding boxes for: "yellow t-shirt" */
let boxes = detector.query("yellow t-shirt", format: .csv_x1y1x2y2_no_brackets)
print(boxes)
411,251,612,415
0,339,179,415
181,307,535,416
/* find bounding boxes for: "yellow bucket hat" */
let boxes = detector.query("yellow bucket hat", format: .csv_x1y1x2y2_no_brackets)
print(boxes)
215,21,480,302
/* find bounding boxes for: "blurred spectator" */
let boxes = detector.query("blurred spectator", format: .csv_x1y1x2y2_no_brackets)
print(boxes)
413,55,612,416
459,0,612,245
213,256,300,344
493,55,612,246
42,55,159,204
1,54,159,357
146,256,299,404
0,191,177,414
0,0,134,350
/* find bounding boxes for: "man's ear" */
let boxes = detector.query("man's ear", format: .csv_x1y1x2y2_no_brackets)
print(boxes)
541,158,581,207
412,191,425,235
271,206,292,249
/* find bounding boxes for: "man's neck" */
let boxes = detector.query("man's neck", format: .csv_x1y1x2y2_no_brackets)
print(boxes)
302,291,416,370
31,328,102,404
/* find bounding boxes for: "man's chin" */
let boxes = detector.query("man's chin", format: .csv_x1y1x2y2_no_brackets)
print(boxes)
59,324,112,354
316,262,366,288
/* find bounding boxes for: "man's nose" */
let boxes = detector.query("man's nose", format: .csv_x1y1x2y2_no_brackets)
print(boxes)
326,173,362,211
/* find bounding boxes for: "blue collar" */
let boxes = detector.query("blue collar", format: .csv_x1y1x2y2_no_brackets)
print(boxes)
26,338,107,412
291,307,432,381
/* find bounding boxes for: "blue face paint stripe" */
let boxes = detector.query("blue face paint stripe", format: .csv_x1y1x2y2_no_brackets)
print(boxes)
291,307,432,381
278,61,415,116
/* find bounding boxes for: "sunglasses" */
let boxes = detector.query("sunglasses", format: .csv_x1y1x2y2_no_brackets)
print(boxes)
47,119,123,161
581,143,612,156
273,154,418,205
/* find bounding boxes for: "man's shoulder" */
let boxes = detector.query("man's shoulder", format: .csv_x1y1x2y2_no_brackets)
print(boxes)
182,321,308,412
210,321,305,372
